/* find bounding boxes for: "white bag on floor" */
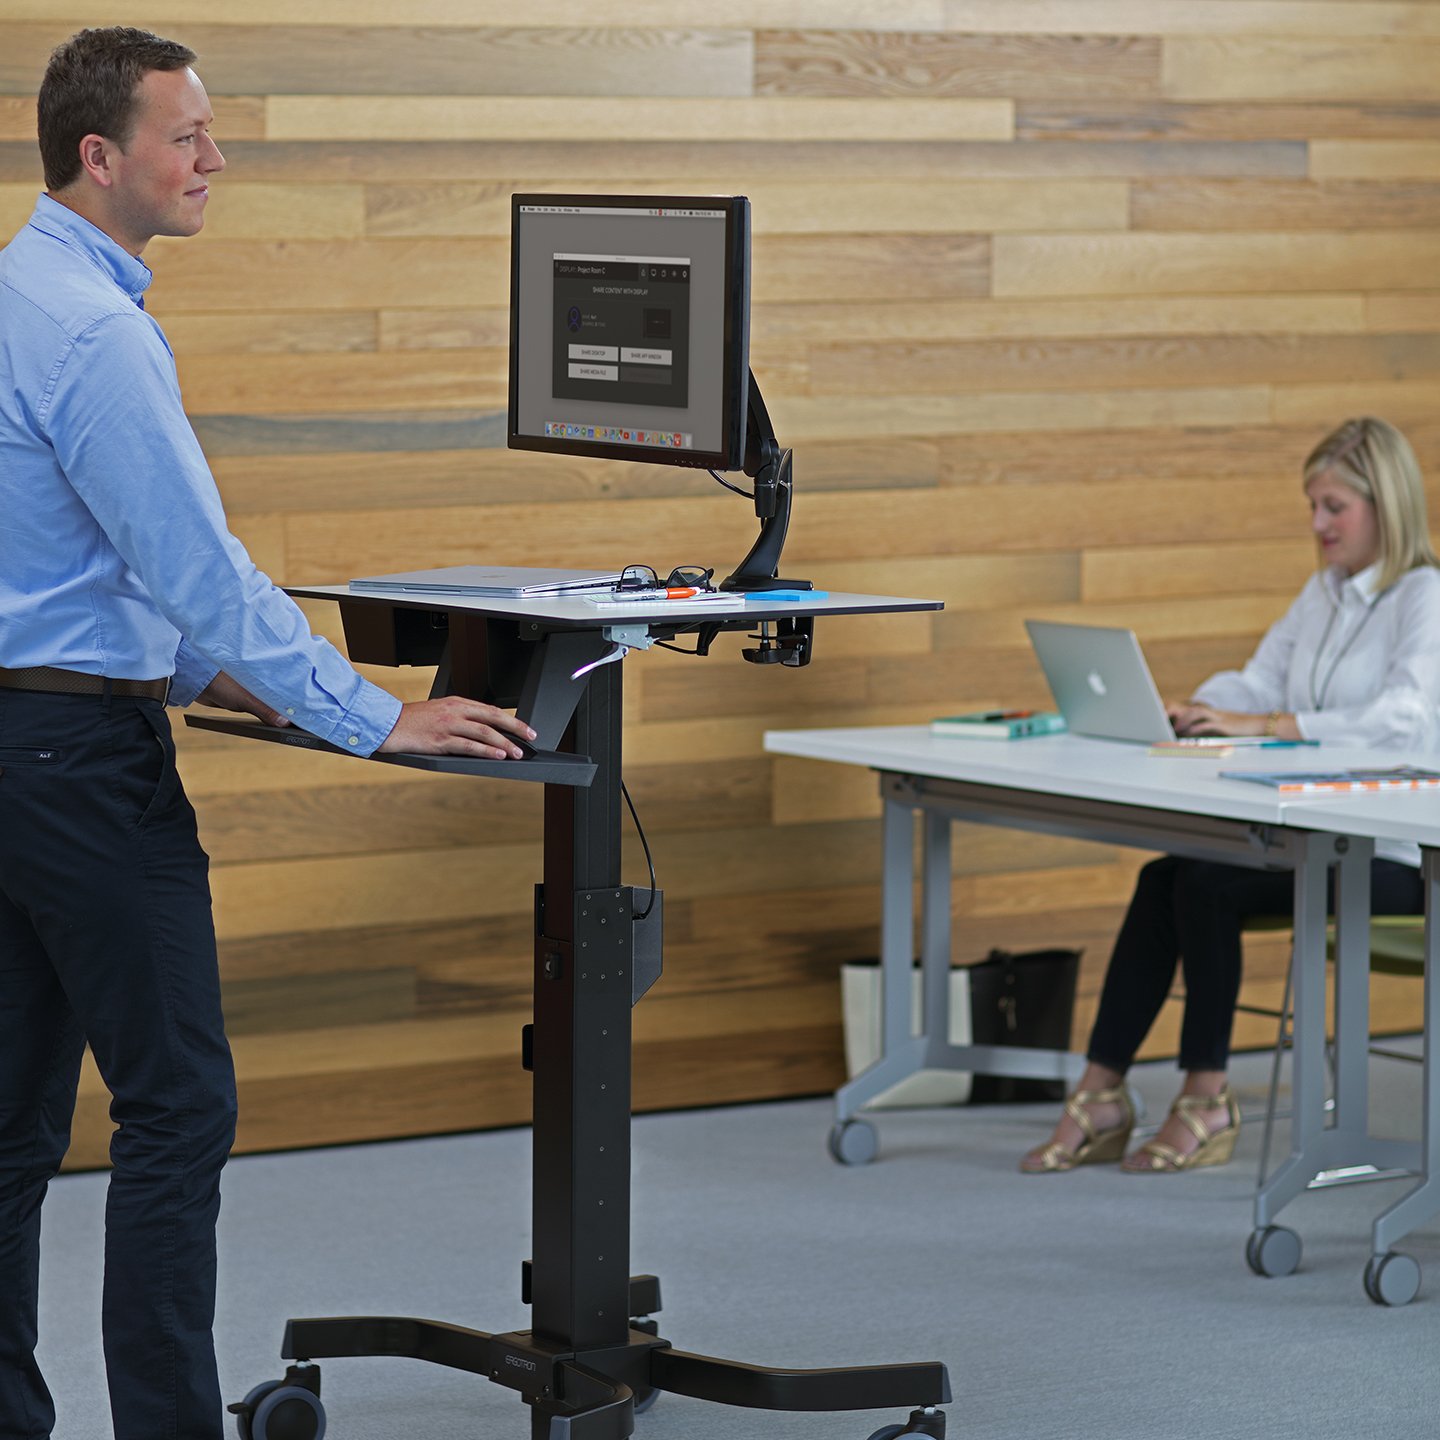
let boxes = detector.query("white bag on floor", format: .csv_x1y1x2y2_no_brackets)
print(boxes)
840,960,973,1107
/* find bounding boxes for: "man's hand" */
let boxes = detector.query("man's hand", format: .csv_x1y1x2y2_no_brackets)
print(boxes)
379,697,537,759
195,672,291,727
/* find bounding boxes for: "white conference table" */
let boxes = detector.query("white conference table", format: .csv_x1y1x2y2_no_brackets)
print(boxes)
763,725,1435,1302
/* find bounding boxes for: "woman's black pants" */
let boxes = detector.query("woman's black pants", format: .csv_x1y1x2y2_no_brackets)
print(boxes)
1086,854,1425,1075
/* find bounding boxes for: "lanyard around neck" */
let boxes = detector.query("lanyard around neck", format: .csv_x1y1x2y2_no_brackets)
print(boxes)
1307,583,1386,711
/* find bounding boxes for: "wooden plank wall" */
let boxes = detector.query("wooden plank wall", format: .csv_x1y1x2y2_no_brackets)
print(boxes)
0,4,1436,1166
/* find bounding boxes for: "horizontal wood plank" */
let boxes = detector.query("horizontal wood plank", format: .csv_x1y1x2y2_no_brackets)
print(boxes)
768,387,1273,441
1081,541,1317,602
935,421,1433,485
1017,100,1440,142
0,93,264,138
1163,37,1440,102
147,237,509,311
364,179,1129,238
178,348,507,415
810,333,1440,396
1132,179,1440,231
166,310,378,355
942,3,1440,37
992,231,1440,298
753,295,1366,345
185,137,1309,183
267,95,1015,143
1310,140,1440,180
18,3,947,30
755,30,1160,98
0,24,755,98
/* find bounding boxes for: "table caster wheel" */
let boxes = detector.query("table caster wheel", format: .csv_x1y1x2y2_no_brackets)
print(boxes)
865,1427,906,1440
1364,1251,1421,1307
633,1385,660,1415
1245,1225,1301,1278
828,1118,878,1166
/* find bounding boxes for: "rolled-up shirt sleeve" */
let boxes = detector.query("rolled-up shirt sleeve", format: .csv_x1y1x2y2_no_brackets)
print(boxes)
42,309,401,755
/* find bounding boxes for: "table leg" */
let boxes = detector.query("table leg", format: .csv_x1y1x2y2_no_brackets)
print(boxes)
920,809,953,1067
831,782,1082,1157
1252,834,1417,1271
833,795,926,1128
1330,835,1375,1140
1254,835,1332,1229
1370,848,1440,1262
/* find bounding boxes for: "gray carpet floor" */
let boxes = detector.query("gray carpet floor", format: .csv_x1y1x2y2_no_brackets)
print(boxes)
36,1045,1440,1440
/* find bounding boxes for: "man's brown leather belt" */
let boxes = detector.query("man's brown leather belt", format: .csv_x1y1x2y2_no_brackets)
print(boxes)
0,665,170,702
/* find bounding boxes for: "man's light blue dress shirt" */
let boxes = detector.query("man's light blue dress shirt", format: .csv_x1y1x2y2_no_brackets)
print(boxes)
0,195,400,753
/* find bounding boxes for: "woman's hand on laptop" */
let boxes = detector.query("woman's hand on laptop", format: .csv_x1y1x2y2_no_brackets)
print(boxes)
1170,701,1254,736
1169,702,1298,740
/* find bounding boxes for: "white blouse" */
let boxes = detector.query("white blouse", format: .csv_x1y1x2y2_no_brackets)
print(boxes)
1193,561,1440,867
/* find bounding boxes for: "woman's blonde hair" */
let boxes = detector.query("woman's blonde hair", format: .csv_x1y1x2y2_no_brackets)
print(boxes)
1303,416,1439,592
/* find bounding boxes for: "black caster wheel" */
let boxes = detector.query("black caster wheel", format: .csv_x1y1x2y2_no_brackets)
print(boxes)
633,1385,661,1415
232,1381,277,1440
867,1407,945,1440
828,1118,878,1166
230,1365,325,1440
1245,1225,1301,1278
1364,1251,1421,1307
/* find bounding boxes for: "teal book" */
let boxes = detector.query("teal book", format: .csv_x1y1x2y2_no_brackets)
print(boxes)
930,709,1067,740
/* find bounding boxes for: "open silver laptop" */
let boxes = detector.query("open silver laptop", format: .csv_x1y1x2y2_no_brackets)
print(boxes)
1024,620,1175,743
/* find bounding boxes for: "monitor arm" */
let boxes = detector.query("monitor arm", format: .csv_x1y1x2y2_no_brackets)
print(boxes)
720,369,810,593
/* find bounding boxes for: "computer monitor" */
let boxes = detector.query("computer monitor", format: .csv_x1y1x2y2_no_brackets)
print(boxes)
508,194,750,472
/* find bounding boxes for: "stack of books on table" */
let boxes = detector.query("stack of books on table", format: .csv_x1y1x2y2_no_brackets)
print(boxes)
1219,765,1440,794
930,709,1067,740
1149,738,1318,759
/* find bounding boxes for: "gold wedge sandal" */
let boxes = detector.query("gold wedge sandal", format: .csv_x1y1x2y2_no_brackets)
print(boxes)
1019,1086,1135,1174
1122,1087,1241,1174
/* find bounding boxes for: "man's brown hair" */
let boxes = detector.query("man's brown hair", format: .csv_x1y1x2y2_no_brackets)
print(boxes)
38,27,197,191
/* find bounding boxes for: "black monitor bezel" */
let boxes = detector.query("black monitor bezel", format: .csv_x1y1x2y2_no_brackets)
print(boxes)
507,193,750,473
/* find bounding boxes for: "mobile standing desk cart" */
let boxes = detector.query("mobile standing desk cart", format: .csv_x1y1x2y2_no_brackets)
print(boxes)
194,585,951,1440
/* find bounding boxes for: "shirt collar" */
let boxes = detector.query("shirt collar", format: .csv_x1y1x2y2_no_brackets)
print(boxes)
27,192,153,306
1324,560,1383,607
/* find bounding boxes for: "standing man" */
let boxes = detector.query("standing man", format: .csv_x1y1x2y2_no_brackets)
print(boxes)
0,27,532,1440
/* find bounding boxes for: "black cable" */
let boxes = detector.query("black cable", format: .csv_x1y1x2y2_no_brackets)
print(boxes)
654,637,704,654
621,778,657,919
709,467,754,500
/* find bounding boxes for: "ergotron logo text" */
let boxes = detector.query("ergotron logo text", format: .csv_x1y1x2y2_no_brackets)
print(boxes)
505,1355,538,1372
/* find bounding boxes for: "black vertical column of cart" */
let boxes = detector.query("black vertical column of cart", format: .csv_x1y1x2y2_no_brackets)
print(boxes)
526,659,665,1435
226,602,952,1440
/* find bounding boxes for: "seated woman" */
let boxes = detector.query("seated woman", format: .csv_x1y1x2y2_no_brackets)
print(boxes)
1021,416,1440,1175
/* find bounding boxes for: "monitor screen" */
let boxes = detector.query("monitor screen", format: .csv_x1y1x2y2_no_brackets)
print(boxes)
508,194,750,471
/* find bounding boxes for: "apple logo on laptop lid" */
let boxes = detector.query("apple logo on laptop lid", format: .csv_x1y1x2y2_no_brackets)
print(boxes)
1087,670,1108,697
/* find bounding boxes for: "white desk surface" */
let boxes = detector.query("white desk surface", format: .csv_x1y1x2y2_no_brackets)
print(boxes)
763,725,1429,829
1284,790,1440,848
291,584,941,626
